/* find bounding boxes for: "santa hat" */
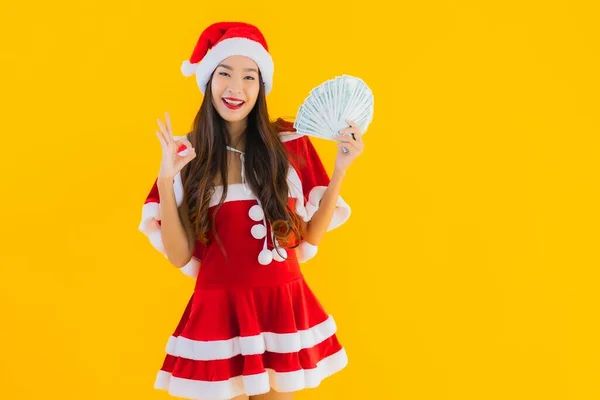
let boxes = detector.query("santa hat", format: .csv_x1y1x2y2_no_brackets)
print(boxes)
181,22,274,96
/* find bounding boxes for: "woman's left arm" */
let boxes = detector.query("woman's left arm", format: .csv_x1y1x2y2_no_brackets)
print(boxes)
303,119,365,245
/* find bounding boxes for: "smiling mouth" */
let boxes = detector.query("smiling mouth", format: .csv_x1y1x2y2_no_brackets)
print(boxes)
222,98,245,110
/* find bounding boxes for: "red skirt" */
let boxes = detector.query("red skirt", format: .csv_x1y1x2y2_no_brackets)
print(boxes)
154,276,348,399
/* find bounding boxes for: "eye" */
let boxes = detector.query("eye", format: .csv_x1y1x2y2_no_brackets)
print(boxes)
244,76,255,80
218,71,230,77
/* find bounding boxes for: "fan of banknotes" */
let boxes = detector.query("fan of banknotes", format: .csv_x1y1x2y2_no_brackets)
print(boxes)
293,74,374,141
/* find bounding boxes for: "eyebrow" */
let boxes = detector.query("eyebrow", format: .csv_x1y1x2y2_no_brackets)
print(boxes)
217,63,259,73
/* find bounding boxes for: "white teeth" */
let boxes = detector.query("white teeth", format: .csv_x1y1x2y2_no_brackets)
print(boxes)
223,99,244,106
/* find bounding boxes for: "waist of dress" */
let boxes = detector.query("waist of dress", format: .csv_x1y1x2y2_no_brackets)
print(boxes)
194,258,304,290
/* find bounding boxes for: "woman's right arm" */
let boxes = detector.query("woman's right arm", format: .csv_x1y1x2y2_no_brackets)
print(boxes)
157,177,195,268
153,111,198,268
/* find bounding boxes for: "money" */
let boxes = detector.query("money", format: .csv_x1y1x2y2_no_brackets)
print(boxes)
294,75,374,141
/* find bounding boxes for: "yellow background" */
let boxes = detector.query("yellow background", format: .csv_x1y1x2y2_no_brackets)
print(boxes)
1,0,599,399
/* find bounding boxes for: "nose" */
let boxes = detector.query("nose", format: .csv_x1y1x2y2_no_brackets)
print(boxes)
227,85,242,95
227,77,244,94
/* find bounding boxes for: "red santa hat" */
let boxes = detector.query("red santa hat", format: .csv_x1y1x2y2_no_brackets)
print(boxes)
181,22,274,96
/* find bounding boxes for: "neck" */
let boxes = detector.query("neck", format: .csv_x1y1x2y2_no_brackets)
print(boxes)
226,120,247,151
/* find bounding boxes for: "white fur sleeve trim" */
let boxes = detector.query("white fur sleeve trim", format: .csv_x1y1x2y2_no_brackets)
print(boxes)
304,186,351,232
139,202,166,254
295,241,319,263
286,167,352,231
180,257,201,278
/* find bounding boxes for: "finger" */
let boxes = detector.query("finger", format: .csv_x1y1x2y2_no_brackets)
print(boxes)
337,143,353,155
157,119,169,146
342,119,363,139
338,126,361,139
165,112,173,136
334,131,357,141
345,119,358,129
174,137,193,147
157,118,171,145
347,130,363,144
354,128,364,142
338,138,364,155
334,136,360,150
174,138,194,154
352,129,364,143
155,130,167,148
338,126,356,136
174,149,197,171
339,143,362,157
337,141,355,151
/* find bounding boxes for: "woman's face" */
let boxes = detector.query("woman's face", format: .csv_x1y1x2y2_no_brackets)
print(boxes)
211,55,261,123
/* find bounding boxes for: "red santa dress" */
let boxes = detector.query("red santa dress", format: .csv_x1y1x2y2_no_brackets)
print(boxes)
138,121,351,399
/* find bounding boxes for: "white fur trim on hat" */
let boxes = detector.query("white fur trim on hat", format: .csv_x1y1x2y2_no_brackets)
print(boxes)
181,37,274,96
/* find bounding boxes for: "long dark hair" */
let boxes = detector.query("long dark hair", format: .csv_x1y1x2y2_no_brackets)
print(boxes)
180,71,304,259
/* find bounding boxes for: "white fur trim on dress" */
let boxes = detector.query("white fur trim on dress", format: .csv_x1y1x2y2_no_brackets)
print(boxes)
165,314,337,361
184,37,274,96
154,347,348,400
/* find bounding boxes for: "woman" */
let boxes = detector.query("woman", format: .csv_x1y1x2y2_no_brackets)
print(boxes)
139,21,365,400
